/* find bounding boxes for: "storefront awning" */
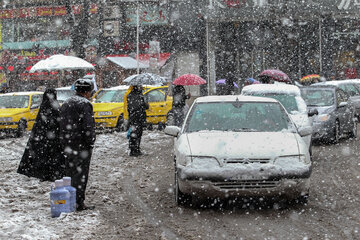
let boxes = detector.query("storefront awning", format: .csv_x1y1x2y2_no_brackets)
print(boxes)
106,53,171,70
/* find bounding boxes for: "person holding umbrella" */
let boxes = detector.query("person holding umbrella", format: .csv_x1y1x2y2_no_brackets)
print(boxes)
170,85,191,127
127,85,149,156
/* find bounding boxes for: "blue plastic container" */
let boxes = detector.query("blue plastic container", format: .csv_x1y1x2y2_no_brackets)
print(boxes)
50,180,71,218
62,177,76,212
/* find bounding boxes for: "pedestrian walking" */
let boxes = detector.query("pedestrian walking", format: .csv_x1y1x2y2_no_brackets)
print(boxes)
225,72,236,95
127,85,149,156
17,88,65,181
59,79,96,211
169,85,190,127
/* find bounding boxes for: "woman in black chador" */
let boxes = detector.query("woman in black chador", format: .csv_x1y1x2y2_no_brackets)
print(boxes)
17,88,65,181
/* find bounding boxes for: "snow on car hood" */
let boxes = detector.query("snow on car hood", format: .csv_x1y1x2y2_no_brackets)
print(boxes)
185,131,300,159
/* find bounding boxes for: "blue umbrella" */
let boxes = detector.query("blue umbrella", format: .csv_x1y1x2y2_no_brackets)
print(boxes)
216,79,239,88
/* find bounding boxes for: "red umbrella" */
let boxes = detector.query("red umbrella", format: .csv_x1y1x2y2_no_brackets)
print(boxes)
173,74,206,85
259,69,290,83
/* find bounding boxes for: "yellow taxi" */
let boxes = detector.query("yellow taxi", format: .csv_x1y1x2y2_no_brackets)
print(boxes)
92,85,172,131
92,85,129,131
0,91,43,137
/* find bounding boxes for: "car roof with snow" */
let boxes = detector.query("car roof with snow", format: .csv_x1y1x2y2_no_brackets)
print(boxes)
107,85,129,90
194,95,279,103
1,91,43,96
312,79,360,86
242,83,301,96
56,86,73,90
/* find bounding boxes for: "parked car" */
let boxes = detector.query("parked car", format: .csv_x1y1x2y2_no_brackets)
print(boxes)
92,85,129,131
165,95,312,206
300,85,357,143
241,84,313,155
0,91,43,137
94,85,173,131
313,79,360,121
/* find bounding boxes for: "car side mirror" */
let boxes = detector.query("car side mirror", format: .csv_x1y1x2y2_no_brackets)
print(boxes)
338,101,348,108
308,109,318,117
298,126,313,137
164,126,181,137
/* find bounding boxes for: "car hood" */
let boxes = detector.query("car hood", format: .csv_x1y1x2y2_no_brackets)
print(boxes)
92,102,124,112
0,108,27,117
185,131,300,159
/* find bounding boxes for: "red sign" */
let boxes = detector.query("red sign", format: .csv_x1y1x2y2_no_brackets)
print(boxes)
54,6,67,16
223,0,247,8
37,7,52,16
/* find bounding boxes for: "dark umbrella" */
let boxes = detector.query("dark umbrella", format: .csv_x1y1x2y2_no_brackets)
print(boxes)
259,69,290,83
123,73,167,86
173,74,206,85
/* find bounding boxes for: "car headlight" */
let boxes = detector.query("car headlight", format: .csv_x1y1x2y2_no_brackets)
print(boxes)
315,114,330,122
0,117,13,122
275,155,310,165
97,111,113,116
185,156,220,168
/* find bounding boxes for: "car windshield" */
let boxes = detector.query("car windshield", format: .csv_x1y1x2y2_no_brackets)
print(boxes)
94,89,127,103
57,89,75,103
301,89,334,106
0,95,30,108
185,101,292,133
246,93,299,112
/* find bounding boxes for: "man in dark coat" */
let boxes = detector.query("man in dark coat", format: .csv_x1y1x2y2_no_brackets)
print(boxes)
170,85,190,127
225,72,236,95
127,85,149,156
18,88,65,181
59,79,96,211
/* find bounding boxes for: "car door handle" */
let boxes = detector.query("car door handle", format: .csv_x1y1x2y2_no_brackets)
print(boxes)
160,105,165,107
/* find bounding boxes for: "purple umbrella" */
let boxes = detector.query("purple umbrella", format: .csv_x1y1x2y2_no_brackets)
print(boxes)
216,79,239,88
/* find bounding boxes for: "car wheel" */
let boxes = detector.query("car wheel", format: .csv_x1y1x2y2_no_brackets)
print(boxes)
115,115,125,132
174,161,191,206
158,122,165,131
16,120,27,138
147,123,153,131
331,120,340,144
349,120,357,139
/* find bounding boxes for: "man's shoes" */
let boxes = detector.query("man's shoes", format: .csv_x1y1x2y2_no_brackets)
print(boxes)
76,204,95,211
129,150,143,156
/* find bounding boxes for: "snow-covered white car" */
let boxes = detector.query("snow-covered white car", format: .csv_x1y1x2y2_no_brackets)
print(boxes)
165,95,312,205
241,84,314,155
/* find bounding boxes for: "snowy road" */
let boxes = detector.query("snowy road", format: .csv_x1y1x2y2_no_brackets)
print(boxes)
0,128,359,240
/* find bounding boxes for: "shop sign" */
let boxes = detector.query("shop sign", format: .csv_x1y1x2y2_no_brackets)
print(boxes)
0,4,98,19
337,0,360,10
125,5,168,25
114,41,149,52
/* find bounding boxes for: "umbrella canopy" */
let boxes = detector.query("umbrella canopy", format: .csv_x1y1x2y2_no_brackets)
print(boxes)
246,78,260,84
123,73,167,86
258,69,290,83
30,54,94,73
300,74,320,83
173,74,206,86
216,79,239,88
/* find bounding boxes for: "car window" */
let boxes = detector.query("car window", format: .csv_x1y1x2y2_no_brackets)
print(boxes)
246,93,299,113
301,89,334,107
185,102,292,133
30,95,42,108
94,89,127,103
0,95,30,108
145,90,165,102
344,84,359,96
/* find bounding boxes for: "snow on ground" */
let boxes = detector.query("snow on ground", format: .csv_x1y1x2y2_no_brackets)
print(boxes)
0,130,168,239
0,136,100,240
